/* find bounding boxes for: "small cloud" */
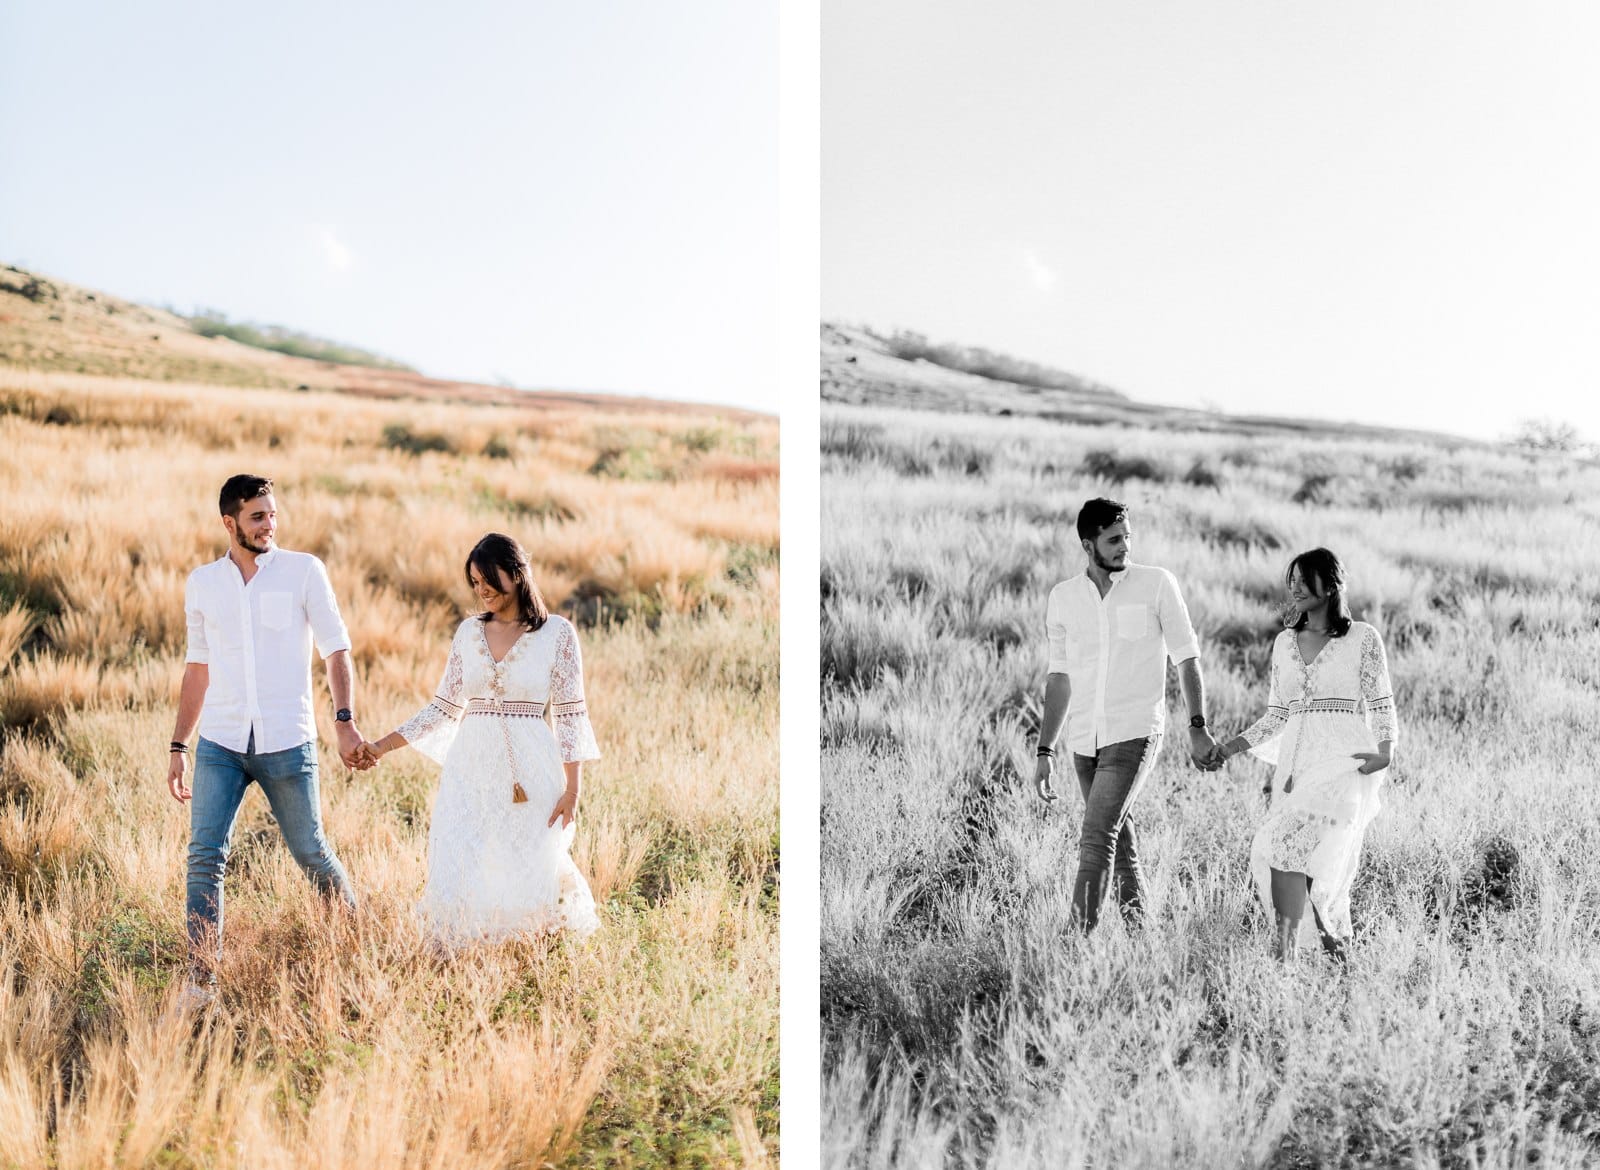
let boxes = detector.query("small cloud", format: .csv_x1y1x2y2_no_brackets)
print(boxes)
318,227,353,272
1022,248,1058,293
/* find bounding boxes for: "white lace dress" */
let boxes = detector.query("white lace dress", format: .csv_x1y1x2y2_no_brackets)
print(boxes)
1239,621,1398,942
395,614,601,944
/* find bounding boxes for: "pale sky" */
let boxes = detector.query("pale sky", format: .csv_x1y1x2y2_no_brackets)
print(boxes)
1,2,776,413
825,1,1600,443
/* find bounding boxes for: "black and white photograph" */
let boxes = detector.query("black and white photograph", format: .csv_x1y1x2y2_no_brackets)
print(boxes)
822,4,1600,1165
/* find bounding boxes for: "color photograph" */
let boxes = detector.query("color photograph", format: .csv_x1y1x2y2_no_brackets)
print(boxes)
0,4,778,1166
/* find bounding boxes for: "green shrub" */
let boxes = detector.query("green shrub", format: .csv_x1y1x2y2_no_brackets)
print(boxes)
187,311,416,371
382,423,455,455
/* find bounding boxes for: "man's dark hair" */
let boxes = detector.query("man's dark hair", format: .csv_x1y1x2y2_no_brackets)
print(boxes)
1076,497,1128,543
219,475,274,519
466,532,550,631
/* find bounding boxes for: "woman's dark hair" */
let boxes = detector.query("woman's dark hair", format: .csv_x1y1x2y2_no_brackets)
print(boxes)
1285,547,1352,637
465,533,549,630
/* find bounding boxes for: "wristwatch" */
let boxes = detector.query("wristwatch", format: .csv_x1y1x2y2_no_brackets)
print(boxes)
335,708,354,723
1189,714,1207,729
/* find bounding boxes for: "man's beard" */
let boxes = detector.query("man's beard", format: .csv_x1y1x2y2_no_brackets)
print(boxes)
237,531,272,555
1092,548,1125,573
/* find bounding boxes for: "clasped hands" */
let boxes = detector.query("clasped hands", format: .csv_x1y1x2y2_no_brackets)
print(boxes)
334,723,382,771
1189,727,1227,772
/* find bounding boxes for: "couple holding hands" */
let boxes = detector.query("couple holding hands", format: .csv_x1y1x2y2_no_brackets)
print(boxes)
167,475,599,1006
1034,497,1399,962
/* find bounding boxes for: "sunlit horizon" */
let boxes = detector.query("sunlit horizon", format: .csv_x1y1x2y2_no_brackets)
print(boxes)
826,1,1600,445
1,2,776,414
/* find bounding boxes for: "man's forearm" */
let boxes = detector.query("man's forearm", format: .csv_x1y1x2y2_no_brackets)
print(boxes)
1177,657,1207,721
1037,673,1072,749
325,649,355,712
171,664,209,743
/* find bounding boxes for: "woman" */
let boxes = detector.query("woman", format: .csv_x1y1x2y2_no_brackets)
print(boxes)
360,533,601,944
1216,548,1399,962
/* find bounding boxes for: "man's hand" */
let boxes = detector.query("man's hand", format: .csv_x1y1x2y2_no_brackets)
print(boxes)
336,722,375,770
1035,755,1058,802
167,751,191,802
1188,727,1222,771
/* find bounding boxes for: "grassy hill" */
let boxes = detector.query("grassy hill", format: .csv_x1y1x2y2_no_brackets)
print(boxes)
2,264,757,417
820,394,1600,1166
0,283,777,1166
822,321,1513,448
182,309,417,372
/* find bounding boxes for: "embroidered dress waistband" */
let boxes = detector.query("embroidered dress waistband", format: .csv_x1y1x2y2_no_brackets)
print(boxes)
1286,697,1360,714
464,697,548,718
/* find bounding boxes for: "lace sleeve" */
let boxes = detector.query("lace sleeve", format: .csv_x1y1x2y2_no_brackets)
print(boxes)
1360,624,1398,746
395,633,467,765
1241,636,1290,763
550,619,600,764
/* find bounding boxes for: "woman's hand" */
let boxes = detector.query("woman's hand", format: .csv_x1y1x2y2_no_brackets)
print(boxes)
548,785,579,829
1352,751,1390,775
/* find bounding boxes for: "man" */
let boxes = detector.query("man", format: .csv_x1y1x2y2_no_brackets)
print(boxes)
1035,497,1220,932
166,474,374,1005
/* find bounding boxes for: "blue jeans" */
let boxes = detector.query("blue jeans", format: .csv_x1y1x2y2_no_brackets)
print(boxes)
186,736,356,972
1070,735,1161,931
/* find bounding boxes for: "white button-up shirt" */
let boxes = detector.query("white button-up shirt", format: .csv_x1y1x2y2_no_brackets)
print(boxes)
184,548,352,753
1045,561,1201,756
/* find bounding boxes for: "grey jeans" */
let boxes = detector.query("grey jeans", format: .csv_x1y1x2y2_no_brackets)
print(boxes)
1070,734,1162,931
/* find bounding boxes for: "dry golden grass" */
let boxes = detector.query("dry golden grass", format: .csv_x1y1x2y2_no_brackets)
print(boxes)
0,369,778,1167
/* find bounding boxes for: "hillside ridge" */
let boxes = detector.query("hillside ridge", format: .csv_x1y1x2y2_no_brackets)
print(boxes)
1,264,761,419
823,320,1490,448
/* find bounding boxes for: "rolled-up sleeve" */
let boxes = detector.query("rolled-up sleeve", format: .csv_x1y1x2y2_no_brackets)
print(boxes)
304,557,353,659
184,572,209,665
1156,569,1201,664
1045,584,1072,675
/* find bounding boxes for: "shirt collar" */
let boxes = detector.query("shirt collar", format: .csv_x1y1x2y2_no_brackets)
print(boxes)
1078,561,1133,588
219,546,279,572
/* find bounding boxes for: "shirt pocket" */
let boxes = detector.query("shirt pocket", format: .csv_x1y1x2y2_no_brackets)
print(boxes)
259,590,295,631
1114,603,1151,640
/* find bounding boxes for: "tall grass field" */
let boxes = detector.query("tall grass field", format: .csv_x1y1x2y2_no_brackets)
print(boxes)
0,370,778,1168
821,402,1600,1168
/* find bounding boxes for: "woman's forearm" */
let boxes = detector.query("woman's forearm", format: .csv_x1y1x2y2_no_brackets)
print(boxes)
372,730,409,757
563,762,581,792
